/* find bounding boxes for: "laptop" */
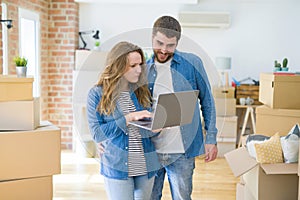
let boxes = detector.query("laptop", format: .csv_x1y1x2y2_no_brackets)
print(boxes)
129,90,199,131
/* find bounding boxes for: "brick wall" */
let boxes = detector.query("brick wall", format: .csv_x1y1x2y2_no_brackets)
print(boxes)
48,1,78,149
1,0,79,149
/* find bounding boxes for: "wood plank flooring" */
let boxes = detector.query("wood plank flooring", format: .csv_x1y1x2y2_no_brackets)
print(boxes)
53,151,239,200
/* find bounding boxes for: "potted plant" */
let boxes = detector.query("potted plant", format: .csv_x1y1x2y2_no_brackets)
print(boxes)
93,40,101,51
273,58,289,72
274,60,281,72
14,56,28,77
281,57,289,71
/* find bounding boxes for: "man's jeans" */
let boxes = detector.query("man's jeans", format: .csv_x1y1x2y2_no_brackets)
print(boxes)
104,174,154,200
151,153,195,200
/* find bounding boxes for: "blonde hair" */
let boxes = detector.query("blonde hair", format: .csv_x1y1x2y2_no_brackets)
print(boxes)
97,41,151,115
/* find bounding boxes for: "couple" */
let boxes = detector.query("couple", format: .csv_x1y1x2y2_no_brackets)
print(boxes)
87,16,218,200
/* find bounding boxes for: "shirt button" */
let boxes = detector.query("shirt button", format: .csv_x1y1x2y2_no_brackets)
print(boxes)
125,162,127,165
150,87,152,90
125,146,128,150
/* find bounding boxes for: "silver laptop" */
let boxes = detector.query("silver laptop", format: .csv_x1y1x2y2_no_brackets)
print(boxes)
129,90,199,131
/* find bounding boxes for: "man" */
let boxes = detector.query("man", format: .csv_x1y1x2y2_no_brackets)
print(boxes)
147,15,218,200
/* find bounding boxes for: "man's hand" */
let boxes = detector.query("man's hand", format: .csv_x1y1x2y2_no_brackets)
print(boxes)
204,144,218,162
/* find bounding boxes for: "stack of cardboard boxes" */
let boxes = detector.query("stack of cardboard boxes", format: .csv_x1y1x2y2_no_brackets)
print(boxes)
213,86,238,157
225,72,300,200
0,75,61,200
256,73,300,136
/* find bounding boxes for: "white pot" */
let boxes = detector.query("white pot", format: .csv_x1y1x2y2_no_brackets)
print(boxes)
16,66,27,77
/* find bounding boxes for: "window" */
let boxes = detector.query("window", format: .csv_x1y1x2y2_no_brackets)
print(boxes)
19,8,40,97
1,2,9,75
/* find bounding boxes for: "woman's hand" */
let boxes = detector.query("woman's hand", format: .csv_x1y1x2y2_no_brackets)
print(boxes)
125,110,153,125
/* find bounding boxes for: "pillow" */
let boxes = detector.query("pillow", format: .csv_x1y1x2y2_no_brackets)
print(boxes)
254,133,283,164
280,124,300,163
246,134,270,159
281,134,299,163
246,134,270,143
246,140,267,159
286,123,300,138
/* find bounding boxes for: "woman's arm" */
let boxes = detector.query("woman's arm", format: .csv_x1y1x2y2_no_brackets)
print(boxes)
87,87,127,143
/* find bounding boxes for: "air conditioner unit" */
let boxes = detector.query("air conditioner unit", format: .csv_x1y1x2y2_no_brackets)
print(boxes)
178,11,230,29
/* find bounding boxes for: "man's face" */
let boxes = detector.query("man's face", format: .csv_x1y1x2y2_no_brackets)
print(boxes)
152,31,178,63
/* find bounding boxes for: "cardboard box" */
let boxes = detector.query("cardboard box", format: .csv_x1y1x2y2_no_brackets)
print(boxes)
225,147,298,200
259,73,300,109
256,105,300,136
0,98,40,130
0,75,33,102
217,137,236,157
299,142,300,200
213,86,235,98
216,116,237,138
0,122,61,181
298,142,300,175
215,98,236,116
299,178,300,200
236,183,245,200
0,176,53,200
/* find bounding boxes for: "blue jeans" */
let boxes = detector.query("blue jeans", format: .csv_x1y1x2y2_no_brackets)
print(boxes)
151,154,195,200
104,175,154,200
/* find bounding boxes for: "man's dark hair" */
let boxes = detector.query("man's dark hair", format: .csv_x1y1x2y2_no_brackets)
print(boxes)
152,15,181,41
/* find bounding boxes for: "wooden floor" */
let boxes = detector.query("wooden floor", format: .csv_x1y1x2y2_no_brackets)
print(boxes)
53,150,239,200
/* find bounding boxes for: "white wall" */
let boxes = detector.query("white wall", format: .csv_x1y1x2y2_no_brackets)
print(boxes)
79,0,300,83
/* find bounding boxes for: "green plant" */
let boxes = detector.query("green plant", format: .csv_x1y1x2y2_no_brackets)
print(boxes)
95,41,100,47
282,57,288,68
274,60,281,68
14,56,28,67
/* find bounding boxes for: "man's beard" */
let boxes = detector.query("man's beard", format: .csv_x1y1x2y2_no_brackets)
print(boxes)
154,50,173,63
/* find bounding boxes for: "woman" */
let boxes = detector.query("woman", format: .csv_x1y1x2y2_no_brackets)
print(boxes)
87,41,160,200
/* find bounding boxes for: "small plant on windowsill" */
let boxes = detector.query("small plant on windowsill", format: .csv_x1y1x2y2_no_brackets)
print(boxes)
14,56,28,77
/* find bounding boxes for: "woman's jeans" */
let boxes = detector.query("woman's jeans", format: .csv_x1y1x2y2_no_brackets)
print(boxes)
104,174,154,200
151,153,195,200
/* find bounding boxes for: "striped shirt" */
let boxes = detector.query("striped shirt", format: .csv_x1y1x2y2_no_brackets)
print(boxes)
118,91,147,177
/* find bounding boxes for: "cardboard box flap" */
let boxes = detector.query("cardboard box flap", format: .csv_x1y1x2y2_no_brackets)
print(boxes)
224,147,258,177
261,163,298,175
256,105,300,117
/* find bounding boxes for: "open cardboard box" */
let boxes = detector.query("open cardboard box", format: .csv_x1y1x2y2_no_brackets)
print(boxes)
225,147,298,200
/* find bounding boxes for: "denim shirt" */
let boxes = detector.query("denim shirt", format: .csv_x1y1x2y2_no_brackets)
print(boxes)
147,50,218,158
86,86,160,179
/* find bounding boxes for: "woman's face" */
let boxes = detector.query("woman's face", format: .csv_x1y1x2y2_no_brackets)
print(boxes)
123,51,143,84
